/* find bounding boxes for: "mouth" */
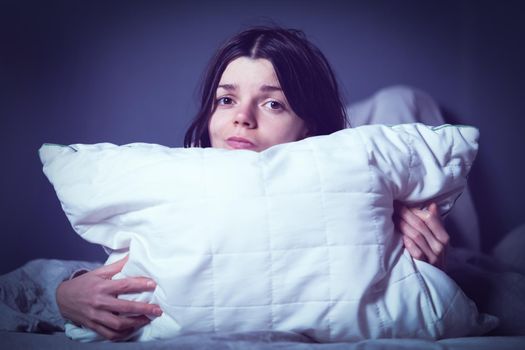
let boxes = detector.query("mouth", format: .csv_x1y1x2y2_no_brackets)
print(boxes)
226,136,256,150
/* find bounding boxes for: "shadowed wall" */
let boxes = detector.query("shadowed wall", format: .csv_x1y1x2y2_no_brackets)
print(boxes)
1,0,524,273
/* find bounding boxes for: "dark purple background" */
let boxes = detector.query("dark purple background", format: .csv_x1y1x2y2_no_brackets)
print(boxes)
1,0,524,274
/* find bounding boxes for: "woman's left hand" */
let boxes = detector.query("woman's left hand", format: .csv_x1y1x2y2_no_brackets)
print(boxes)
393,202,449,270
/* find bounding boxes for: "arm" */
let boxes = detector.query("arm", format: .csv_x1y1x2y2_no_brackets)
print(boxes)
56,256,163,341
393,202,449,270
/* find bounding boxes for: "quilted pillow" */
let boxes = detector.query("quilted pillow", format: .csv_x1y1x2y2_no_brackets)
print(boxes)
40,123,497,342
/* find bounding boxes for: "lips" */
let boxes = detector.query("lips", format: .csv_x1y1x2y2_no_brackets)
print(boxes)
226,136,256,150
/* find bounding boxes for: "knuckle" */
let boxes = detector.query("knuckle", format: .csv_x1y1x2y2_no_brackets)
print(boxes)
148,305,159,315
400,223,414,236
121,304,132,314
92,324,111,340
90,295,104,309
93,283,106,294
414,234,425,245
413,251,424,260
86,308,98,321
118,279,131,292
431,241,443,252
113,319,128,331
132,317,148,328
414,221,428,233
85,320,97,330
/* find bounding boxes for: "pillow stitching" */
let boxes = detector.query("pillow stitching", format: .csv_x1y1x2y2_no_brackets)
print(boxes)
355,127,387,336
435,288,461,324
450,132,458,196
191,243,382,255
306,137,333,341
382,270,418,286
444,155,457,217
258,152,275,331
412,289,462,338
166,300,365,308
411,260,441,336
203,151,218,333
355,128,387,266
430,128,468,216
404,130,416,201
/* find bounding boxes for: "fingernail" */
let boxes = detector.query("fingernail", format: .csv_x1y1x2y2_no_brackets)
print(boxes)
147,281,156,288
154,308,163,316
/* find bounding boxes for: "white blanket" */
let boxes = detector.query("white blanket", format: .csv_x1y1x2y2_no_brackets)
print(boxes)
40,123,497,342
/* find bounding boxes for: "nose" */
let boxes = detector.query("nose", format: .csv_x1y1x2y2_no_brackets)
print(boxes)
233,104,256,128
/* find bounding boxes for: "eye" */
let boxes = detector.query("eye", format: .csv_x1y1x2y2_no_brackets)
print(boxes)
217,97,234,105
264,100,284,110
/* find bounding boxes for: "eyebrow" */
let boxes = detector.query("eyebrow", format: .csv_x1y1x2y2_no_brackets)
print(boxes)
217,84,283,92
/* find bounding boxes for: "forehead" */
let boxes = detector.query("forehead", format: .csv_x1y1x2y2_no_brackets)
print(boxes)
219,57,280,87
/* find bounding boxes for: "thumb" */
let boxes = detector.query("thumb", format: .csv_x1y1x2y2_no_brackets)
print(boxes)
95,255,129,279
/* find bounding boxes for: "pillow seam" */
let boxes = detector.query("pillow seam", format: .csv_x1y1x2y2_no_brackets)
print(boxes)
306,137,334,341
258,151,275,331
355,128,388,336
203,151,218,333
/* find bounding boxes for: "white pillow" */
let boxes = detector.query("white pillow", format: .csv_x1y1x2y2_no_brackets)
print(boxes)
40,123,497,342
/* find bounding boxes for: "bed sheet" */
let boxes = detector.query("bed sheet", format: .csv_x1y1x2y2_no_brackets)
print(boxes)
1,331,525,350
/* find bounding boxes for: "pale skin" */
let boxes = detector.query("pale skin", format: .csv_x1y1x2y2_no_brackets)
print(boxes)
57,57,449,340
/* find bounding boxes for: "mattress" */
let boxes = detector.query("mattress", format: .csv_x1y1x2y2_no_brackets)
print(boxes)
1,331,525,350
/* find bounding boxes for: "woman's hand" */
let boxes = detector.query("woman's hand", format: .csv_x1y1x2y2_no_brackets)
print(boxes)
56,255,163,341
393,202,449,270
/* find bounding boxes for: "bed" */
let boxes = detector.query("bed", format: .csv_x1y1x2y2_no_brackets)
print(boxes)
2,87,524,349
1,331,525,350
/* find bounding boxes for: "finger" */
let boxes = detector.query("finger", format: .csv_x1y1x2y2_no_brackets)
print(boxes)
87,320,136,342
398,218,438,263
96,255,129,279
413,203,450,246
402,236,425,262
103,298,163,317
105,277,157,295
93,311,151,332
399,206,444,256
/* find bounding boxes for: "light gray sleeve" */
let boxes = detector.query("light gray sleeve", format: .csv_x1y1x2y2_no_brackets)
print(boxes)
0,259,101,333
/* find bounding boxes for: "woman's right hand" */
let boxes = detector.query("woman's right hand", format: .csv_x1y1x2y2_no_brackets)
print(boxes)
56,255,163,341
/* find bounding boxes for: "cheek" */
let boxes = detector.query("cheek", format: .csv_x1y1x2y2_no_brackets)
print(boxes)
208,113,221,136
208,112,230,147
207,118,218,147
279,119,307,142
263,125,301,148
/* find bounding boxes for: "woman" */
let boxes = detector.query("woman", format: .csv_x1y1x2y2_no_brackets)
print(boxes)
56,26,449,341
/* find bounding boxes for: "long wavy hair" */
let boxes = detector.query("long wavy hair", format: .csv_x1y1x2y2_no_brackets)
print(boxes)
183,26,348,148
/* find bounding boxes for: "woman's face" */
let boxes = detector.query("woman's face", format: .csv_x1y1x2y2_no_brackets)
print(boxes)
208,57,308,152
